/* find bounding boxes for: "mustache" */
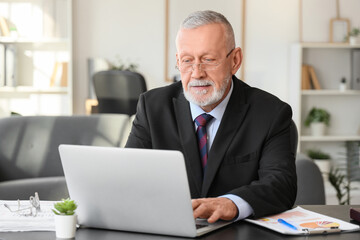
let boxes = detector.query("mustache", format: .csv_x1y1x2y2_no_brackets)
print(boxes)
188,80,214,87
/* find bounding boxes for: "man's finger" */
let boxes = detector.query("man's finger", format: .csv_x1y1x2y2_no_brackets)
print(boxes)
191,199,202,210
193,201,210,219
207,210,221,223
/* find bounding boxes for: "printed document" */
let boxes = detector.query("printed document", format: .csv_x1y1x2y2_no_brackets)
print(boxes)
245,206,360,235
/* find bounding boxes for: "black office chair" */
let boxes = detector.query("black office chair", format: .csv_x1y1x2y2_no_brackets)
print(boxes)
93,70,147,116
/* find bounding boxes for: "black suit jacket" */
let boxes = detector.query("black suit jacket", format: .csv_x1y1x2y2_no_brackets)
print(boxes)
126,76,297,218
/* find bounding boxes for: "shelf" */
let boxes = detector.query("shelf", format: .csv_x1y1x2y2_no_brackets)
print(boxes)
0,86,68,95
0,37,69,44
299,42,360,48
300,135,360,142
302,90,360,96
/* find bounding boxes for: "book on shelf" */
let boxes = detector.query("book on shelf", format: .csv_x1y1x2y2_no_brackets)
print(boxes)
301,65,311,90
301,64,321,90
308,66,321,90
50,62,68,87
0,17,10,37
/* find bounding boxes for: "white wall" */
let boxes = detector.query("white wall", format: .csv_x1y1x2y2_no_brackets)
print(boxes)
245,0,299,102
73,0,165,114
72,0,360,114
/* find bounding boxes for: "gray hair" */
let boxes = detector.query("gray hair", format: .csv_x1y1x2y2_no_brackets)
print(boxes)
180,10,235,49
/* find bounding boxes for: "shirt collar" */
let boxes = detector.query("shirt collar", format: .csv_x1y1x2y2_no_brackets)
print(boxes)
190,80,234,121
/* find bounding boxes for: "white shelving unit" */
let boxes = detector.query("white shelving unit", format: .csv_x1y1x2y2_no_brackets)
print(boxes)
289,42,360,204
289,43,360,151
0,0,72,116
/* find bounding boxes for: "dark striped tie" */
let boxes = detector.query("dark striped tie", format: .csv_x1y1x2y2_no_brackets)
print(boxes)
195,113,214,169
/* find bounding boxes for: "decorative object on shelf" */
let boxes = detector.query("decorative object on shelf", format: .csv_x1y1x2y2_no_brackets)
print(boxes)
329,167,351,205
329,0,350,43
339,77,347,92
9,26,18,38
304,107,331,136
345,27,360,45
107,55,139,72
53,198,78,239
307,149,331,180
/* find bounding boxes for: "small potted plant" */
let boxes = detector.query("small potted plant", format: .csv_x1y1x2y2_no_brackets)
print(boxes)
345,27,360,45
307,149,331,180
304,107,330,136
53,198,78,239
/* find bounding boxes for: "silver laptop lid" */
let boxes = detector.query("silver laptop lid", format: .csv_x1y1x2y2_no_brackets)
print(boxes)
59,145,197,237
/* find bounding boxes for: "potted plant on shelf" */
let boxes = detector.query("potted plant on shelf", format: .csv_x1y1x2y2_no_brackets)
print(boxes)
345,27,360,45
307,149,331,180
53,198,78,239
304,107,330,136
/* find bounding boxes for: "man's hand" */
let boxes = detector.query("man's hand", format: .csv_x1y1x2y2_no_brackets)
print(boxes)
192,198,238,223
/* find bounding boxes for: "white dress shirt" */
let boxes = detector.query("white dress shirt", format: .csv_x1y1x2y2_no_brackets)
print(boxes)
189,81,254,221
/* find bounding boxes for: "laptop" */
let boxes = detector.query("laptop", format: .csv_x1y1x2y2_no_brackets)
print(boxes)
58,145,233,237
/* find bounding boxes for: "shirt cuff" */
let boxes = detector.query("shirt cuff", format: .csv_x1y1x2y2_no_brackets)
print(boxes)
220,194,254,221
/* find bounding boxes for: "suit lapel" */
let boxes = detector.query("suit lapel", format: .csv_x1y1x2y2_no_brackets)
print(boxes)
173,94,203,196
201,78,250,197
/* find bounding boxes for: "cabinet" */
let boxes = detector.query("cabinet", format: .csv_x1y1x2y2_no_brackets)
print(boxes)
0,0,72,115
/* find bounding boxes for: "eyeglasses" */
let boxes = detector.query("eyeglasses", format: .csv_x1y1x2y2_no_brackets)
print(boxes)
4,192,41,217
176,48,234,73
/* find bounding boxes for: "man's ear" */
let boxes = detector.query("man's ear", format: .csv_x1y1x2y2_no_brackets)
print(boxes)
231,47,243,75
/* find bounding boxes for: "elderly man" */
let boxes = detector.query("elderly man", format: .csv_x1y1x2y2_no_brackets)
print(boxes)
126,10,297,223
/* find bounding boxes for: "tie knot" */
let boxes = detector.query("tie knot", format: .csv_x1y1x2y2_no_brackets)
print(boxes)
195,113,213,127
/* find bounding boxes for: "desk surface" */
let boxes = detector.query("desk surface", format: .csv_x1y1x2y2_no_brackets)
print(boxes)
1,205,359,240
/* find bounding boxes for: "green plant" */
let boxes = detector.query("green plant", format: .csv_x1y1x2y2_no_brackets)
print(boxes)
304,107,330,127
328,167,351,205
345,28,360,41
307,149,331,159
52,198,77,215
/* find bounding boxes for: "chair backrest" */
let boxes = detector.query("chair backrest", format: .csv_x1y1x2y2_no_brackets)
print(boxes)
294,154,326,205
289,120,326,205
290,119,298,155
0,114,130,182
93,70,147,116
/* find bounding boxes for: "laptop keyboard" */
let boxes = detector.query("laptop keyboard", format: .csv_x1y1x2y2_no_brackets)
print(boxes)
196,224,208,229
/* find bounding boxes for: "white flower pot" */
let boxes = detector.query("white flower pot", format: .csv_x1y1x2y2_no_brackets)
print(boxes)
313,159,331,181
54,214,77,239
310,122,326,136
349,36,360,45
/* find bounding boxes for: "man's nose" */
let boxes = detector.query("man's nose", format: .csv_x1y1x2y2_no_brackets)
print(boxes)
191,64,206,79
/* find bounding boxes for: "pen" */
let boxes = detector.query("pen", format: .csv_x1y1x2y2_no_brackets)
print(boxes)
278,218,298,231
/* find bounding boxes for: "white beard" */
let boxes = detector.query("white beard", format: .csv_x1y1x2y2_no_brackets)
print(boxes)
183,76,231,107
